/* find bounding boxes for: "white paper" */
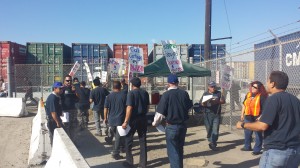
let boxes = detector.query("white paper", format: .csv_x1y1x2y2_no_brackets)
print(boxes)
202,95,213,103
117,125,131,136
60,112,69,123
156,124,165,133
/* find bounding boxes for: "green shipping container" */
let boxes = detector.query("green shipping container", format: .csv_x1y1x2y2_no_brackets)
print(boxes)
26,43,71,86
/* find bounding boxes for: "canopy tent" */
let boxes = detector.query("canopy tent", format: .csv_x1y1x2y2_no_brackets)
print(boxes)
140,57,211,77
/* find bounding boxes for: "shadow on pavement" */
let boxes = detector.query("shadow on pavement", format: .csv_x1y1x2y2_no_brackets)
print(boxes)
212,157,260,168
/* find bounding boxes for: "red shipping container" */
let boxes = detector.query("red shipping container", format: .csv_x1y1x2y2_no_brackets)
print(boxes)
113,44,148,84
0,41,25,82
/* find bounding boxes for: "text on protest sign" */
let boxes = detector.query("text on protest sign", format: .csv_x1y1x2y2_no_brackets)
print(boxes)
161,40,184,73
83,62,93,82
128,46,144,74
69,61,80,77
109,58,126,78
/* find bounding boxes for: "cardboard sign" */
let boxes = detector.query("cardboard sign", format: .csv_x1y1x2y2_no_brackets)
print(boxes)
69,61,80,77
221,65,233,90
109,58,126,78
161,40,184,73
128,46,144,73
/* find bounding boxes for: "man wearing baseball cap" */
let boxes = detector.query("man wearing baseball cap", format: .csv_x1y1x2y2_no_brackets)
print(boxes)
153,74,193,168
45,82,64,145
200,81,225,151
122,77,150,168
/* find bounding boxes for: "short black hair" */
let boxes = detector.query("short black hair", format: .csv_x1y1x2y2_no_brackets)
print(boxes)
113,81,121,89
93,78,101,86
65,75,72,79
130,77,141,88
73,77,79,82
269,71,289,90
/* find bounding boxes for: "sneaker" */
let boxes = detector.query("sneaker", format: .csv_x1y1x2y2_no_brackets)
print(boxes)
112,154,124,160
209,143,218,151
94,132,102,136
252,151,262,155
240,147,252,151
105,137,113,144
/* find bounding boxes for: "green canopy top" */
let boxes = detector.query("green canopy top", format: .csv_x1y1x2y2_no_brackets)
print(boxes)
140,57,211,77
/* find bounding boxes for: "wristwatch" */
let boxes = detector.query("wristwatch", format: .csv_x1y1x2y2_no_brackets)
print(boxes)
241,122,245,129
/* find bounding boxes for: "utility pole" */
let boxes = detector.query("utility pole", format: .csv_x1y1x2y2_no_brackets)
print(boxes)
204,0,212,89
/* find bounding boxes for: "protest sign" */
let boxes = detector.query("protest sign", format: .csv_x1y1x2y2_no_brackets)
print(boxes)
128,46,144,73
109,58,126,78
83,62,93,82
161,40,184,73
221,65,233,90
69,61,80,77
101,71,107,83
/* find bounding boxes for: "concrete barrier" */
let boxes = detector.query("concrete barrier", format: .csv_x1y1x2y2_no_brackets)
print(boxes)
28,101,52,166
0,98,27,117
45,128,90,168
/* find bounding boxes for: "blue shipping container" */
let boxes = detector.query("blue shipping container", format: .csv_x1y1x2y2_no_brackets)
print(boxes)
72,43,113,82
188,44,226,63
254,31,300,86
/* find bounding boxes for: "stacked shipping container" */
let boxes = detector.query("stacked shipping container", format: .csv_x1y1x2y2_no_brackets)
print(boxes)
188,44,226,63
72,43,113,82
113,44,148,83
26,43,71,86
0,41,26,91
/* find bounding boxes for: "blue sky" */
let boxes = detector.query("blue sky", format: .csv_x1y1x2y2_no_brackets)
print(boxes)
1,0,299,53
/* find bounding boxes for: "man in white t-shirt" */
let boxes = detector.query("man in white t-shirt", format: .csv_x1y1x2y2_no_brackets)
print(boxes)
0,78,7,97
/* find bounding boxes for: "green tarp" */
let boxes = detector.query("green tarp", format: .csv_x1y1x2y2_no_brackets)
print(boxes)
140,57,211,77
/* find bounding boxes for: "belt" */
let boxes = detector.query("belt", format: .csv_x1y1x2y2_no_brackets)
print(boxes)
166,122,186,126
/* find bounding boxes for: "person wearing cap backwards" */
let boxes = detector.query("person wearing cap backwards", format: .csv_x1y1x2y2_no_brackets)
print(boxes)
122,77,150,168
153,74,193,168
200,81,225,151
45,82,64,145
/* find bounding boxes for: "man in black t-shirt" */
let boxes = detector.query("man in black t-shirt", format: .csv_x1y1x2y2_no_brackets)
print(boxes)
153,74,193,168
61,75,78,143
121,78,128,94
121,77,149,168
237,71,300,167
90,78,110,136
104,81,127,160
45,82,63,145
75,81,90,129
200,81,225,151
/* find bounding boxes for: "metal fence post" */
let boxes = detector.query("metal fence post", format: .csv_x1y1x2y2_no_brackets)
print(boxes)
7,57,13,97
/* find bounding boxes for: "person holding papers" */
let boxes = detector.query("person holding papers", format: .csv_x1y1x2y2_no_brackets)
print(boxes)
200,81,225,151
122,77,150,168
45,82,64,146
103,81,127,160
153,74,193,168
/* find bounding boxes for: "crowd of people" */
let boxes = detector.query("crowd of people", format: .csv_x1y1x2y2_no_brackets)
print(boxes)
43,71,300,168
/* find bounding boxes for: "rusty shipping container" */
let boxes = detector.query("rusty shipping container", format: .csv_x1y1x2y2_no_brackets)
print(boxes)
113,43,148,84
0,41,26,84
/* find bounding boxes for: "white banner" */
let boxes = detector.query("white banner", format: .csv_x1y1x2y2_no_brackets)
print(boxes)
68,61,80,77
83,62,93,82
128,46,144,73
221,65,233,90
109,58,126,78
101,71,107,83
161,40,184,73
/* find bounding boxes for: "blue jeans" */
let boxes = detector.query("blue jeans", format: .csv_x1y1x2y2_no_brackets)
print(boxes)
259,145,300,168
93,110,103,134
244,116,263,152
165,124,187,168
204,112,220,146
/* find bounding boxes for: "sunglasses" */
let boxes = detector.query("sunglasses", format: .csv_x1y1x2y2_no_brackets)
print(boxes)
65,80,71,82
252,85,258,89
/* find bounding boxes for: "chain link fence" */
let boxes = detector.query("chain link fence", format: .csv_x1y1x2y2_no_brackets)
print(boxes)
10,36,300,130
